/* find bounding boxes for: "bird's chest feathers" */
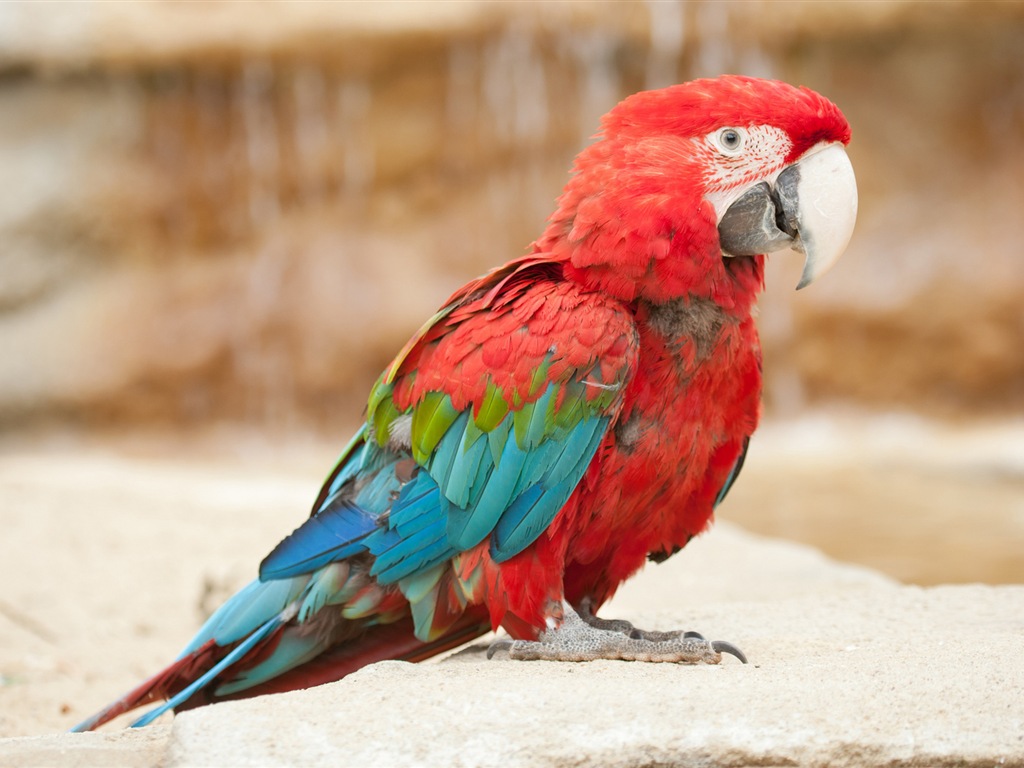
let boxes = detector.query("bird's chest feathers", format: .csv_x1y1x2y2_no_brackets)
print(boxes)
602,296,755,511
639,295,731,369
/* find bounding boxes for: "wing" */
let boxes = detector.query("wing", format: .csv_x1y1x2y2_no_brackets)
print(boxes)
260,255,639,616
73,259,638,729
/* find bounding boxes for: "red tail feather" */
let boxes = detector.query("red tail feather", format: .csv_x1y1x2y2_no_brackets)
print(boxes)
190,610,491,707
72,640,222,731
75,611,491,729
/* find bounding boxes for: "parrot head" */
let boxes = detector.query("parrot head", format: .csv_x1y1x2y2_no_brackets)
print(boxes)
552,75,857,303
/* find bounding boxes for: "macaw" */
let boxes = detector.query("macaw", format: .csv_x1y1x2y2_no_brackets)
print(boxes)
73,75,856,731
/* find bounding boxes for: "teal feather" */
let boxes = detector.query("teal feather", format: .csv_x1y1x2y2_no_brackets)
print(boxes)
444,407,539,550
524,383,557,448
298,562,351,622
355,466,405,510
214,630,325,696
390,477,441,536
446,431,526,549
565,416,610,481
443,423,490,508
390,498,442,538
426,411,469,493
545,416,604,487
489,416,609,561
487,417,511,466
510,438,561,500
180,578,304,655
398,563,445,604
374,535,454,583
492,476,574,560
370,516,446,577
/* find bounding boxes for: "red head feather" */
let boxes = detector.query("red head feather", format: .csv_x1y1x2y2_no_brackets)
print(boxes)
538,76,851,306
601,75,851,161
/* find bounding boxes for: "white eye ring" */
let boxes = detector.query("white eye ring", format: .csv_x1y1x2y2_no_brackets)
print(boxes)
713,127,745,155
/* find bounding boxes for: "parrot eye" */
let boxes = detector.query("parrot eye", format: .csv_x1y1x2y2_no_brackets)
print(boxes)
714,127,745,155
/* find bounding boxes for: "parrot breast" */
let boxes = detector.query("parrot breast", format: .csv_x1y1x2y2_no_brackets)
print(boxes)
500,293,763,627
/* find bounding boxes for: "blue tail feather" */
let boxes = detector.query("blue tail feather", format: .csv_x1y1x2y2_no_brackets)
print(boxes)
130,609,289,728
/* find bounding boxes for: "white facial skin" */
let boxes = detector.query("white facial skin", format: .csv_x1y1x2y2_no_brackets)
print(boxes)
697,124,794,221
697,124,858,288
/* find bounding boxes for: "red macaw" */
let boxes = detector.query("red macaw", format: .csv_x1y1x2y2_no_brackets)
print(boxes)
73,75,856,731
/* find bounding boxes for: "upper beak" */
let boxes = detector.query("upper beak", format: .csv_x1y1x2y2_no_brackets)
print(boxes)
717,143,858,289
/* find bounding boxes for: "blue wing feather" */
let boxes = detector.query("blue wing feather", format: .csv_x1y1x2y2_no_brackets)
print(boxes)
259,501,377,581
261,398,614,587
444,425,490,508
257,406,612,592
490,416,608,560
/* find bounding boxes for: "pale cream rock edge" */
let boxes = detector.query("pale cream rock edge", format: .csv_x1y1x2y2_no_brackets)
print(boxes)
2,522,1022,767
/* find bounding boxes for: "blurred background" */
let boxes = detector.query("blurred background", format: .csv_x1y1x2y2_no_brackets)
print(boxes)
1,0,1022,584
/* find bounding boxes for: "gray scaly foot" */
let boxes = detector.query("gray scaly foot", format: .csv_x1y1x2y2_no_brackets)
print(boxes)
487,601,747,664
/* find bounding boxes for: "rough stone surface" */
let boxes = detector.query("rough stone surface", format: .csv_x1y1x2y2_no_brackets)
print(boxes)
163,580,1024,768
157,532,1024,768
2,487,1022,765
0,728,170,768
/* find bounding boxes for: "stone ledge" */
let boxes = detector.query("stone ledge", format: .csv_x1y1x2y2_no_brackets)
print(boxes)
3,524,1020,767
0,727,170,768
164,584,1023,768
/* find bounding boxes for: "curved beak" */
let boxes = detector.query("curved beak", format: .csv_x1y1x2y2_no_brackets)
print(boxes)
717,143,858,289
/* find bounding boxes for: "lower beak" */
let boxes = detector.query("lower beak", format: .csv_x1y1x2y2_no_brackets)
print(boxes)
717,143,858,289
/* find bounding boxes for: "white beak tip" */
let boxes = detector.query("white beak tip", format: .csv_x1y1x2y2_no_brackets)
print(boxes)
792,143,859,289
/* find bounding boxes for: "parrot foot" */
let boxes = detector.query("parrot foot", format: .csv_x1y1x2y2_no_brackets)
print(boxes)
486,602,746,664
575,598,712,642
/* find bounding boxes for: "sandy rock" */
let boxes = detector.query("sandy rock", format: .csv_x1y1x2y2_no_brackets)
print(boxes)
154,531,1023,767
0,728,170,768
3,518,1021,767
162,578,1024,768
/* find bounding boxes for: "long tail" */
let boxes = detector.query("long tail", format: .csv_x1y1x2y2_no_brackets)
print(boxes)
71,609,490,732
70,637,227,733
197,612,491,704
73,431,505,732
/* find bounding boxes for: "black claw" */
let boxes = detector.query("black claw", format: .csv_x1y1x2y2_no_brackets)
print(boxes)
711,640,748,664
486,639,513,660
683,631,706,640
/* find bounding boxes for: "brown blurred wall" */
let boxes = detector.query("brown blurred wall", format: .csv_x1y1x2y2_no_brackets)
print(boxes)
0,1,1021,435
